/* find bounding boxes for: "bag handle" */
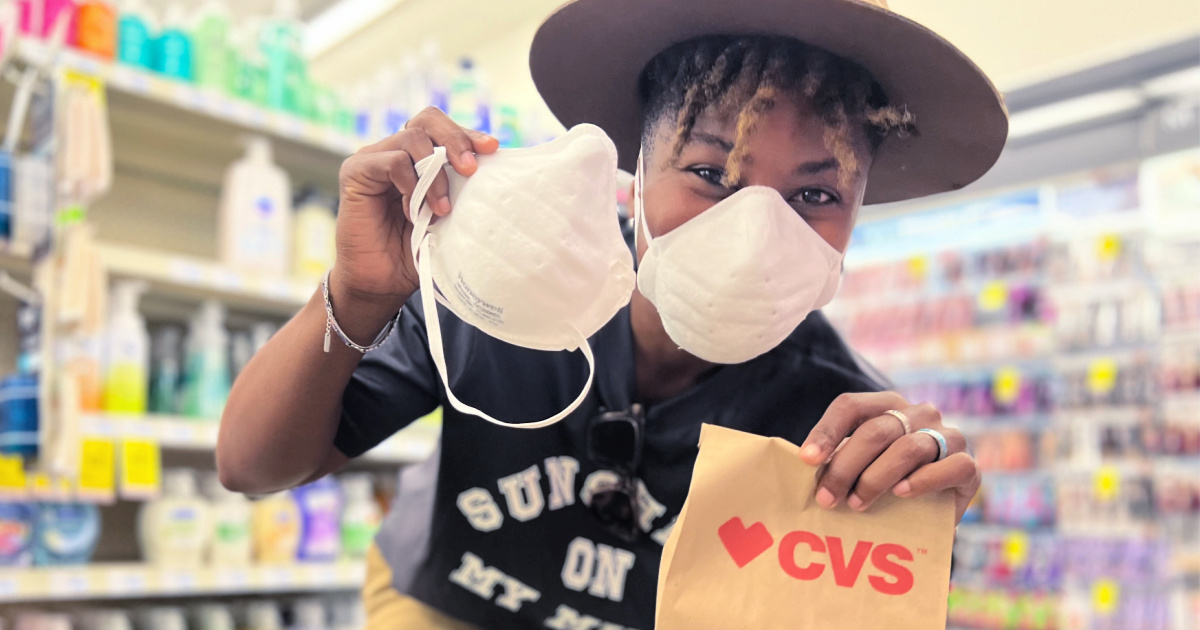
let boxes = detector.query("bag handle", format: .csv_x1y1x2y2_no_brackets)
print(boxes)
407,149,595,430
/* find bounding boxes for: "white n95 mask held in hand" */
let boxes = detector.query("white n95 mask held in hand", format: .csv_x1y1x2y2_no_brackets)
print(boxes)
408,124,636,429
634,152,844,364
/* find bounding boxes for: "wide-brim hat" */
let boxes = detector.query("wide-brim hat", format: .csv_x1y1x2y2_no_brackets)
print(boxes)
530,0,1008,205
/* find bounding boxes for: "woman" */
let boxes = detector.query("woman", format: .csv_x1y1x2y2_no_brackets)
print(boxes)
217,0,1007,628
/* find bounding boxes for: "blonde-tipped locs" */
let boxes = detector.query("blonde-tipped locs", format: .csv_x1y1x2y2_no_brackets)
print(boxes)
640,35,917,186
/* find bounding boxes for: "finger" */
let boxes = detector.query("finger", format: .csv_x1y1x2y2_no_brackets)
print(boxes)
406,107,485,177
846,429,940,511
467,129,501,155
358,129,451,216
814,411,908,509
800,391,909,466
892,452,979,499
340,150,419,219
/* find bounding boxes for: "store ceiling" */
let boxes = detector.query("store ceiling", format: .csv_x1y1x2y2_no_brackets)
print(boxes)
145,0,338,21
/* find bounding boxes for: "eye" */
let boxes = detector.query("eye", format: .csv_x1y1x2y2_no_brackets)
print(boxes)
795,188,840,206
688,166,726,187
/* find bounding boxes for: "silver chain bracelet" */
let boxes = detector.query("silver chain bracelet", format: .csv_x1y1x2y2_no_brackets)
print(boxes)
321,270,403,353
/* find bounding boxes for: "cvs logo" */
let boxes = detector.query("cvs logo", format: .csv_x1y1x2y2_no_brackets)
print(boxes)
777,530,914,596
718,517,916,596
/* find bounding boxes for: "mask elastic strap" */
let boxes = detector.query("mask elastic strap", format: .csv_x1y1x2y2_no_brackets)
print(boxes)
409,149,596,430
633,149,653,251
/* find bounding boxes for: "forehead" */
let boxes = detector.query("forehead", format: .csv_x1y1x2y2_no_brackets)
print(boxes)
692,92,831,150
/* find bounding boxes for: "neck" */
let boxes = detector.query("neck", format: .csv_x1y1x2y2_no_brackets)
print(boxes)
630,289,717,405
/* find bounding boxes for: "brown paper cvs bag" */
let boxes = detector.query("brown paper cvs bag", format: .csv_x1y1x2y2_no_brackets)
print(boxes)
656,424,956,630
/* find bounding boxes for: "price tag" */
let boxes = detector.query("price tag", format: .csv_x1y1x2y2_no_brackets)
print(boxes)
1002,530,1030,569
264,567,290,587
1086,358,1119,396
107,569,147,595
164,570,197,591
224,568,250,589
1096,234,1122,262
0,455,28,497
50,570,90,596
1092,579,1120,615
77,438,116,502
30,473,72,502
169,259,206,285
977,281,1010,313
0,575,19,597
212,268,245,291
120,438,162,499
1094,465,1121,502
992,367,1023,406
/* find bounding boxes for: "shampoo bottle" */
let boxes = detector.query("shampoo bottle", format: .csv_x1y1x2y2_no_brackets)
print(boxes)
180,301,230,420
340,474,381,559
252,489,300,564
116,0,155,68
73,0,115,58
148,326,182,414
102,280,149,414
191,0,231,90
153,2,192,81
138,468,212,566
204,472,251,565
293,476,341,562
291,187,336,283
217,136,292,276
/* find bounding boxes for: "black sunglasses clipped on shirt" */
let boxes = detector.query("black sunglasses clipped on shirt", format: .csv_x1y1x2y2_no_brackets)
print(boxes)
586,404,645,543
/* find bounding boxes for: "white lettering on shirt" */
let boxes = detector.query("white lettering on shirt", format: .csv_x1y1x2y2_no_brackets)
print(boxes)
543,604,637,630
561,536,595,592
457,487,504,532
560,536,636,603
497,464,546,523
544,456,580,511
634,479,666,533
448,552,542,613
651,515,677,546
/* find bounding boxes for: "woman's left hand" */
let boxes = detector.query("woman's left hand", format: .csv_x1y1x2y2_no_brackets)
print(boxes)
799,391,980,523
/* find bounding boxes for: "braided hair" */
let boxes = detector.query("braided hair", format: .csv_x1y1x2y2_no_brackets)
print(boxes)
638,35,916,186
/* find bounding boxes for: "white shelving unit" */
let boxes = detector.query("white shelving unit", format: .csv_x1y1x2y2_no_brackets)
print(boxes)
0,562,366,602
81,414,440,465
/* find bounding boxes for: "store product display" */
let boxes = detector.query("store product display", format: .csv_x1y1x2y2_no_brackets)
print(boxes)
138,469,212,567
217,137,293,277
4,597,365,630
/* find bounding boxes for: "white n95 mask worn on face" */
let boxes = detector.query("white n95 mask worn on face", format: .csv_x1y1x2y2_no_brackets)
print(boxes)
634,151,844,364
408,124,635,429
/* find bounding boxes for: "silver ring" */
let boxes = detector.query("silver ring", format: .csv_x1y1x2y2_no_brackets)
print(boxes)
883,409,911,435
916,428,949,462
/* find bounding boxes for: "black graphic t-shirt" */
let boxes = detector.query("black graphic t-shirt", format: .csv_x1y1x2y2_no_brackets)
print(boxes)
336,295,885,630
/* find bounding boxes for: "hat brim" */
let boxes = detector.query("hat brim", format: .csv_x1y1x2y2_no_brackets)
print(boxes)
530,0,1009,205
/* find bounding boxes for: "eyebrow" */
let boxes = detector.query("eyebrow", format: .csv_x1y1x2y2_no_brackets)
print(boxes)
687,132,841,176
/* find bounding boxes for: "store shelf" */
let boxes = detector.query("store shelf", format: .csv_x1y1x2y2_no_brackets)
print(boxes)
0,562,365,603
97,243,314,316
82,414,440,465
17,40,358,159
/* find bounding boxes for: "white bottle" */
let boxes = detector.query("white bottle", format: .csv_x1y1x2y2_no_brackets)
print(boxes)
218,136,292,277
180,301,230,420
138,469,213,567
291,187,336,283
191,605,235,630
243,601,283,630
340,474,381,560
102,281,150,414
204,472,252,566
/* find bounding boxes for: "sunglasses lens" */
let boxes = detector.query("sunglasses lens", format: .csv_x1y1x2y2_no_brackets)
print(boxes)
591,420,638,468
590,488,638,541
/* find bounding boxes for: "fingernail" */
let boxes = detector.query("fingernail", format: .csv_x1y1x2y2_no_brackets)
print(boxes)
816,488,837,509
847,494,864,511
893,481,912,497
800,444,823,463
460,152,476,169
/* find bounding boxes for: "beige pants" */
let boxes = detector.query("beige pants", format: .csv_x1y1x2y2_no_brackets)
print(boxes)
363,544,480,630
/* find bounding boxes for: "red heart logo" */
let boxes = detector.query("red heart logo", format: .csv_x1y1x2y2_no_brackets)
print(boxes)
718,517,775,568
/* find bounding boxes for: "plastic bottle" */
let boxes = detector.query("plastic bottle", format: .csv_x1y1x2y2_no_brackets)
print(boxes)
33,502,100,565
204,472,252,565
252,490,300,564
0,501,36,566
180,301,230,420
115,0,154,68
77,610,134,630
294,476,341,562
340,474,381,560
0,373,39,457
148,326,182,415
19,0,78,41
73,0,115,58
138,468,212,566
243,601,283,630
217,136,292,276
291,187,336,283
260,0,303,114
135,608,186,630
102,280,149,414
420,41,449,113
191,0,231,91
153,2,192,81
230,19,267,104
289,599,326,630
448,58,480,130
250,322,275,354
191,604,235,630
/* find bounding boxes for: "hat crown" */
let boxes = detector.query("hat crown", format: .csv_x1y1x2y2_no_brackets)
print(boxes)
861,0,889,8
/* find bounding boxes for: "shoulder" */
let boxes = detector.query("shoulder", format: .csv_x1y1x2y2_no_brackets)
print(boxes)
772,310,890,393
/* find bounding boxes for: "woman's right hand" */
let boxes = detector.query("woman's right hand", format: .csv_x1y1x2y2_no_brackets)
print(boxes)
332,107,500,313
